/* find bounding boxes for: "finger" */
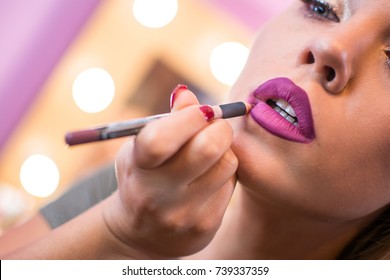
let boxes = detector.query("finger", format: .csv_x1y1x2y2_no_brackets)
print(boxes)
115,137,136,186
170,85,200,112
186,148,238,200
193,175,236,234
156,119,235,186
134,105,208,169
161,168,237,239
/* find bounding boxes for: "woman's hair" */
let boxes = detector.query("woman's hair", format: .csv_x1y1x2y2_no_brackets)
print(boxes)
338,205,390,259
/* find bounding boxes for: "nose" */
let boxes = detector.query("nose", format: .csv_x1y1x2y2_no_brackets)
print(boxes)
298,36,353,94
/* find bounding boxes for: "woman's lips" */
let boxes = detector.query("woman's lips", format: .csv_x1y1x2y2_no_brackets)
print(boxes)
248,77,315,143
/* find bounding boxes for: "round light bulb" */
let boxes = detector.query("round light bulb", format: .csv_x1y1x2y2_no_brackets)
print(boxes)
20,154,60,198
72,67,115,113
132,0,178,28
209,42,249,86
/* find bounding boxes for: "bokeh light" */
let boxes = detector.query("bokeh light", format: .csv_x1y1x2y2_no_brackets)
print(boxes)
209,41,249,86
72,67,115,113
0,184,32,221
132,0,178,28
19,154,60,198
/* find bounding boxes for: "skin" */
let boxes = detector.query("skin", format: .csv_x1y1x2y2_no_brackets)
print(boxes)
0,215,50,256
228,0,390,222
208,0,390,258
2,0,390,259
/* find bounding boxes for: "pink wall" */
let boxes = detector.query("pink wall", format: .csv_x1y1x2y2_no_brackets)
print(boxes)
0,0,101,154
0,0,292,153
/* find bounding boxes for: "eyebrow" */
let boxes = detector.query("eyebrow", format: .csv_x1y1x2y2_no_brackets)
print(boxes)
332,0,352,20
342,0,352,19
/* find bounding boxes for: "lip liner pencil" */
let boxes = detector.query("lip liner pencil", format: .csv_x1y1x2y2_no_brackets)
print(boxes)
65,101,252,146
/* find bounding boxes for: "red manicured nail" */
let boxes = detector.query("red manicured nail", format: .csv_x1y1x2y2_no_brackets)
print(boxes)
199,105,215,121
170,84,188,109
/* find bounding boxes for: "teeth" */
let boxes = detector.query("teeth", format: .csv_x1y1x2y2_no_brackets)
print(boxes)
267,99,299,127
275,99,297,117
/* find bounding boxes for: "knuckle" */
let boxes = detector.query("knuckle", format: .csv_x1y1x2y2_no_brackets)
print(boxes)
193,122,234,163
132,194,158,216
160,211,219,238
159,210,190,232
191,215,220,236
196,135,222,160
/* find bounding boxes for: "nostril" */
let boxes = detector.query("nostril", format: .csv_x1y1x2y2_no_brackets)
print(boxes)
325,66,336,81
307,52,315,64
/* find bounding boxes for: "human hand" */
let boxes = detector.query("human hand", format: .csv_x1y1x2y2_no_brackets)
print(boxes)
104,86,238,259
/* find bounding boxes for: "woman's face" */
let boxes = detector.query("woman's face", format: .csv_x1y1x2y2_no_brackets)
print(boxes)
228,0,390,221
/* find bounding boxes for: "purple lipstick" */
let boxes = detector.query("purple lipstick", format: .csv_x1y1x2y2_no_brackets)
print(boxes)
248,77,315,143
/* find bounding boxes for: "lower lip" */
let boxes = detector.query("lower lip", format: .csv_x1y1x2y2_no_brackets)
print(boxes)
250,101,311,143
248,79,315,144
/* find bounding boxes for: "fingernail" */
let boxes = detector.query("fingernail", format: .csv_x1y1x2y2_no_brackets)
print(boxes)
199,105,215,121
170,84,188,109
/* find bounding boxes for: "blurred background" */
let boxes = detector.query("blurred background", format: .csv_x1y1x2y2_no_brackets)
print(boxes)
0,0,291,231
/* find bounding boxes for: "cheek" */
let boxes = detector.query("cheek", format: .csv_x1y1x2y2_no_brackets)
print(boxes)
315,122,390,202
310,94,390,213
315,156,390,221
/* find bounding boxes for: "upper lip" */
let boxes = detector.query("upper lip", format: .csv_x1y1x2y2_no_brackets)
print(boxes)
248,77,315,142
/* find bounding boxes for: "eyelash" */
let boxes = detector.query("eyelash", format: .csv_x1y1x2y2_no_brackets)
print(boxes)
300,0,340,23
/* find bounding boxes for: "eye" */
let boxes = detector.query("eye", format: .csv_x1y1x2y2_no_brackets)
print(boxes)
385,49,390,68
301,0,340,23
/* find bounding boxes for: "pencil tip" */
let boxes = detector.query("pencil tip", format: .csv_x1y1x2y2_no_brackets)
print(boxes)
245,102,253,114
